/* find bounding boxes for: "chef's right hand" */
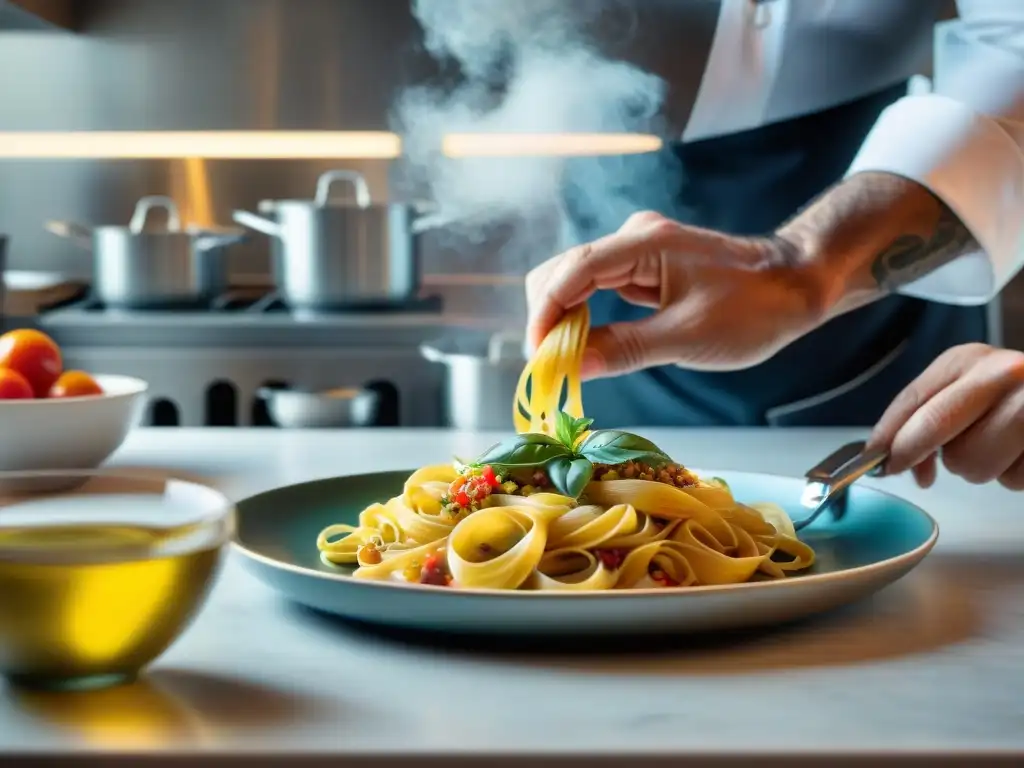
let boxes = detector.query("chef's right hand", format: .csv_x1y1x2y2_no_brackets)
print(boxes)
525,211,826,378
868,344,1024,490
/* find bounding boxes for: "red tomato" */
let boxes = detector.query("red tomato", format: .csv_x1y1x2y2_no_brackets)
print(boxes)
0,369,34,400
48,370,104,398
0,329,63,398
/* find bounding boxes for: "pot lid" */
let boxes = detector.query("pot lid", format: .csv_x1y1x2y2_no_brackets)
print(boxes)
255,169,434,212
91,197,242,237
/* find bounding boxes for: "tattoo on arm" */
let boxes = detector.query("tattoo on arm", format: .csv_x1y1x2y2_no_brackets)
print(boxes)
870,200,979,291
776,173,982,317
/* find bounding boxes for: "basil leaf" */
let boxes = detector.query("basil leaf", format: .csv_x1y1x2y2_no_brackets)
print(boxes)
546,456,595,498
554,410,595,450
711,476,730,490
578,430,672,465
570,416,594,446
474,433,571,469
554,410,575,449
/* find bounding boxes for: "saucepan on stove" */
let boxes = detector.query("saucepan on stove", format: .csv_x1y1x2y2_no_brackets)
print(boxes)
46,196,246,309
421,331,526,431
232,170,448,311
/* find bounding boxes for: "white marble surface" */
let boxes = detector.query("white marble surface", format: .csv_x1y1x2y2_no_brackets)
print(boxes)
2,427,1024,760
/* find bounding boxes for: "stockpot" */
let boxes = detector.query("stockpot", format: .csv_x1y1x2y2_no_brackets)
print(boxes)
233,170,444,310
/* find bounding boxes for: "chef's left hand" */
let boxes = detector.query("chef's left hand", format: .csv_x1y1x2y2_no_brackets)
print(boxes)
868,344,1024,490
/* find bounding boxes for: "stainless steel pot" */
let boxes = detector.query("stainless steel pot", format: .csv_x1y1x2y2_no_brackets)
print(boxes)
47,196,245,308
421,331,525,431
232,170,444,310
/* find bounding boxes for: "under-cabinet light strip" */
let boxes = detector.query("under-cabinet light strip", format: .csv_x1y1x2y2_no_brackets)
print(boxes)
442,132,663,157
0,131,403,159
0,131,663,159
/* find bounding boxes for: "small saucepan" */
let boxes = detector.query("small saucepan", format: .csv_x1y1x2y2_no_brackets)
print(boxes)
421,331,526,431
47,196,246,309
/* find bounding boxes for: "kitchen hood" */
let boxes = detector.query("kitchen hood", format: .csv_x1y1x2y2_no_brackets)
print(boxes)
0,0,78,32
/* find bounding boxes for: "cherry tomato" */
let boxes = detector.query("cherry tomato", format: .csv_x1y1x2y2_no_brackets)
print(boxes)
0,369,33,400
0,329,62,398
481,465,499,487
48,370,104,399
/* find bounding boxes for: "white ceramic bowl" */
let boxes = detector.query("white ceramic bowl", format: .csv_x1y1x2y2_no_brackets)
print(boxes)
0,374,148,473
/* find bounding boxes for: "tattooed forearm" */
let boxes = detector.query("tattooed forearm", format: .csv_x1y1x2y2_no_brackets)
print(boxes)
776,172,981,319
870,201,978,291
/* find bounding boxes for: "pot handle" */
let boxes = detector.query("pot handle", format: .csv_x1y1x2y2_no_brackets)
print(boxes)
193,231,247,252
232,210,283,238
130,196,182,233
314,170,371,209
487,331,527,364
420,343,447,364
410,214,453,235
45,220,93,250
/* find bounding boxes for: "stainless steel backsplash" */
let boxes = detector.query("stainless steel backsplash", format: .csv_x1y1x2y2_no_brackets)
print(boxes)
0,0,435,278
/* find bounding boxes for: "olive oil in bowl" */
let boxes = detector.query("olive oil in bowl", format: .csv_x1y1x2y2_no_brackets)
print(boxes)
0,472,233,691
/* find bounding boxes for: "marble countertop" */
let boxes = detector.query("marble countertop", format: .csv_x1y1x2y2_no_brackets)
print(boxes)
2,427,1023,764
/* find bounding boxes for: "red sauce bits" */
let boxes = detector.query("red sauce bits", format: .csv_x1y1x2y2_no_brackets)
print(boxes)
595,550,678,587
420,552,452,586
597,549,628,570
649,568,679,588
593,460,699,488
399,549,454,586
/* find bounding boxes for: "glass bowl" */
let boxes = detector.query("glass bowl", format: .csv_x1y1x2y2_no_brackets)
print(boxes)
0,470,234,691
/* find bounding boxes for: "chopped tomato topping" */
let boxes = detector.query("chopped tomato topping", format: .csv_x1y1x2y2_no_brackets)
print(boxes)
481,465,499,488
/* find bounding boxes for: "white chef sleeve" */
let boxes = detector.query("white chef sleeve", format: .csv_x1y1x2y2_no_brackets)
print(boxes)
845,1,1024,305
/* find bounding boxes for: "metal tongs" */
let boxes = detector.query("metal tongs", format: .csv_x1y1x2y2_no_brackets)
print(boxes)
793,440,889,531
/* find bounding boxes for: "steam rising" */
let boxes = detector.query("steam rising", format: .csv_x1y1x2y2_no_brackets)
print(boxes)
393,0,667,255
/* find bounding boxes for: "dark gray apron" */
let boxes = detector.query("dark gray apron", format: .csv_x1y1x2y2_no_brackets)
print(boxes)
562,83,989,427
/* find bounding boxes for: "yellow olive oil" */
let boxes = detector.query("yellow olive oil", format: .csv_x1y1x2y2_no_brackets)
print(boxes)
0,523,222,688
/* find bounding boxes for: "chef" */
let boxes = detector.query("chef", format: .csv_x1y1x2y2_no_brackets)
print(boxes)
526,0,1024,429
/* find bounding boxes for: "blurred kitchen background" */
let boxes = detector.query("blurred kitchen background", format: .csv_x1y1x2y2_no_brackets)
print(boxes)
0,0,1020,429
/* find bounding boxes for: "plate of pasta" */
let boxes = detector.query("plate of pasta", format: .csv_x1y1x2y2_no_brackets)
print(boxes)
233,306,937,635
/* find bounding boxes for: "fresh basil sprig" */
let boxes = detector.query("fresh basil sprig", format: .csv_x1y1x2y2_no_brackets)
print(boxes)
576,430,672,466
466,410,673,499
555,411,594,450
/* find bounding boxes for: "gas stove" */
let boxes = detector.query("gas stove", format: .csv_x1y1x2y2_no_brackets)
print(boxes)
35,287,459,346
27,286,503,429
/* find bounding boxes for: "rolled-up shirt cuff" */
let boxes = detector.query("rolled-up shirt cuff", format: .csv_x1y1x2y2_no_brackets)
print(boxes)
845,94,1024,305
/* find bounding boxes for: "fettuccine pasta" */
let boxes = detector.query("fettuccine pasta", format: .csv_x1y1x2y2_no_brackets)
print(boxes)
317,305,816,590
514,304,589,435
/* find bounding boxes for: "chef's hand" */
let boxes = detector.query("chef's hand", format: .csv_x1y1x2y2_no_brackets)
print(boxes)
528,173,978,379
868,344,1024,491
525,211,827,376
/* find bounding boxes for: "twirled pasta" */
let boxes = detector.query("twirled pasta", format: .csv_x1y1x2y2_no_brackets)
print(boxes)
317,306,816,591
